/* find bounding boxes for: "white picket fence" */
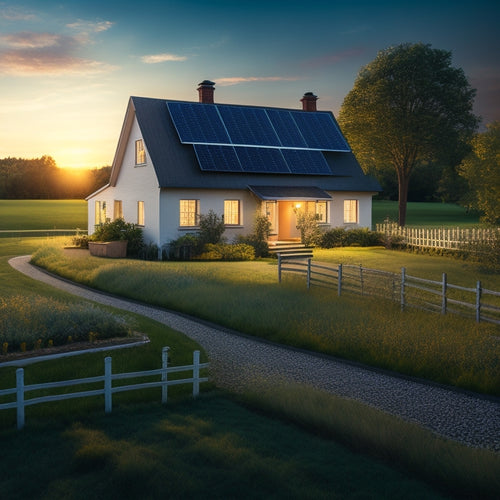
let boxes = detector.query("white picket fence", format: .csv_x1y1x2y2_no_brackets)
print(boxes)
277,256,500,325
376,223,499,250
0,347,208,430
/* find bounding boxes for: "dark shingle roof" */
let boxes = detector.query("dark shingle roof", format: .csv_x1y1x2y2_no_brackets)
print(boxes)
131,96,381,192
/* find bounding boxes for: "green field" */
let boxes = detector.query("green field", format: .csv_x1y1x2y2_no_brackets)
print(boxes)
0,200,87,230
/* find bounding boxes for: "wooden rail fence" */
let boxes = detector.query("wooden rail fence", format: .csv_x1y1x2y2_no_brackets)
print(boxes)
376,223,499,250
0,347,208,430
278,257,500,325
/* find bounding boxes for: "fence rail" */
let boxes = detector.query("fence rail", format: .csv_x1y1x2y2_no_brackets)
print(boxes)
0,347,208,430
376,223,499,250
278,258,500,325
0,229,87,238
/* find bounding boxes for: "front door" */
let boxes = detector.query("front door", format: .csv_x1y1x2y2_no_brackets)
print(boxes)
278,201,300,240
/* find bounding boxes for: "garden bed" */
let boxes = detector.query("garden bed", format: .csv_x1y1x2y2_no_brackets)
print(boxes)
88,240,127,258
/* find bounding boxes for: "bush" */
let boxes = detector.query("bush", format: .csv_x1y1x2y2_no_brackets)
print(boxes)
196,243,255,261
198,210,225,246
320,228,384,248
295,211,322,246
236,213,272,258
72,234,90,249
91,218,143,257
167,234,200,260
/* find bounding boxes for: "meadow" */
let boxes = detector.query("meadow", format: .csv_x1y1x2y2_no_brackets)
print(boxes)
0,201,498,498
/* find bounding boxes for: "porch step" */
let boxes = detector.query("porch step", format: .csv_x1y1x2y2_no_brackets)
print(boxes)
268,242,313,259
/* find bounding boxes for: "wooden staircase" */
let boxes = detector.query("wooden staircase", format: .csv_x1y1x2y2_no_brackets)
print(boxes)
268,241,313,259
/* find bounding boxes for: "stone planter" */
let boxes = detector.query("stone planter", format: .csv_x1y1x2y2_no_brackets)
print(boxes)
89,240,128,258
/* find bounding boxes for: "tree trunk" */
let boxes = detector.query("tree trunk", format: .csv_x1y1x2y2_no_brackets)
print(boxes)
398,171,410,227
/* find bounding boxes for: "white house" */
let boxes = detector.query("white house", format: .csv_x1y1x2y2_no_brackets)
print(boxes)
87,81,380,249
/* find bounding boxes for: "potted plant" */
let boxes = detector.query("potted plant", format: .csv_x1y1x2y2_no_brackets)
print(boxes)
89,218,143,258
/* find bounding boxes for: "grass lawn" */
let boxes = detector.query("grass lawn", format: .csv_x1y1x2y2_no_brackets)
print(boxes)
372,200,481,227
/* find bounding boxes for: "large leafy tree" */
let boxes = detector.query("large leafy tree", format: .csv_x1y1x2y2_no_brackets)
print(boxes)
339,43,479,226
459,122,500,225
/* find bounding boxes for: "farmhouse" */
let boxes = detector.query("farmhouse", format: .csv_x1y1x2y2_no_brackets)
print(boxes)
87,81,381,250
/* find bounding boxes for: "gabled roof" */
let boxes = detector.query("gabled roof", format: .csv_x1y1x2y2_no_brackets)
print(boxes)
110,96,381,193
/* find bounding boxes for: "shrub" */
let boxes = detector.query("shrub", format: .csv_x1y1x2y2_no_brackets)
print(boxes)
167,233,200,260
320,228,384,248
198,210,225,246
236,213,272,258
91,218,143,257
295,211,322,246
72,234,90,249
196,243,255,261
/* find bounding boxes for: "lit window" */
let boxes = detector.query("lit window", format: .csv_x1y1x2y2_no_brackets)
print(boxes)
114,200,123,220
265,201,277,232
224,200,240,225
135,139,146,165
137,201,145,226
179,199,200,227
344,200,358,224
95,201,106,225
316,201,328,223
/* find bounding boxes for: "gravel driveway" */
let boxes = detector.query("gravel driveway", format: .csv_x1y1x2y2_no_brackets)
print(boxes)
8,255,500,452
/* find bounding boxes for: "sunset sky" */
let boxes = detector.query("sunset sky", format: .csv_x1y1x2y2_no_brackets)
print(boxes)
1,0,499,169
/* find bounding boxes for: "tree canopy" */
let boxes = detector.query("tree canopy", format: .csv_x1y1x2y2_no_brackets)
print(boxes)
339,43,479,226
0,156,110,199
459,122,500,225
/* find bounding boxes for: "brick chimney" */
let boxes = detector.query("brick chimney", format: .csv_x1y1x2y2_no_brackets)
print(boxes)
301,92,318,111
197,80,215,104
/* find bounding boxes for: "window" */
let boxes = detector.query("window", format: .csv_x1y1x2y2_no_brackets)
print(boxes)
344,199,359,224
224,200,240,225
315,201,328,223
95,201,106,225
179,199,200,227
265,201,277,232
137,201,145,226
135,139,146,165
114,200,123,220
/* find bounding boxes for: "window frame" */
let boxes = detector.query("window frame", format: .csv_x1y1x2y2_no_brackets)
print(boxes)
315,201,328,224
137,201,145,226
135,139,146,165
343,199,359,224
114,200,123,220
224,199,241,226
179,199,200,227
95,200,106,225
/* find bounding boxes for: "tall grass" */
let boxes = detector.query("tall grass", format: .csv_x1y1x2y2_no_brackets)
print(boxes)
31,246,500,395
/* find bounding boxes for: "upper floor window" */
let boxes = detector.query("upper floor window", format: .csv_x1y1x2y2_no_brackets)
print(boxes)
137,201,145,226
224,200,240,225
179,199,200,227
114,200,123,220
344,199,359,224
135,139,146,165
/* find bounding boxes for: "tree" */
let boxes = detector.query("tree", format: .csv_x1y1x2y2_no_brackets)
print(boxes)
339,43,479,226
459,122,500,225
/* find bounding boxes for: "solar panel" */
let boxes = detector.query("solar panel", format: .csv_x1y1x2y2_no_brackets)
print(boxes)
167,102,229,144
194,144,242,172
235,147,290,173
266,109,308,148
282,149,332,175
290,111,350,151
218,106,280,147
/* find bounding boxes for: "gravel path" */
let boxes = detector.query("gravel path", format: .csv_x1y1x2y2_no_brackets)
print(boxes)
8,255,500,452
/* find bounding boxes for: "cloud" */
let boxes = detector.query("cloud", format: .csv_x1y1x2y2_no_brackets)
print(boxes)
0,31,116,76
141,53,187,63
66,20,114,34
0,5,37,22
216,76,300,86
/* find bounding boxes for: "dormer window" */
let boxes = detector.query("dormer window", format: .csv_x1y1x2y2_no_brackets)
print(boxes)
135,139,146,165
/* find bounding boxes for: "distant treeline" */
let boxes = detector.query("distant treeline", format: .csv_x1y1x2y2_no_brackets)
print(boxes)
0,156,111,199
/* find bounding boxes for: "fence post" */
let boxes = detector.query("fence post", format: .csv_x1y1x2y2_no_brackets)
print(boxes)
104,356,112,413
338,263,342,296
359,264,364,295
401,267,406,311
278,254,282,283
441,273,447,315
193,350,200,398
306,258,311,289
16,368,25,430
161,346,170,404
476,281,482,323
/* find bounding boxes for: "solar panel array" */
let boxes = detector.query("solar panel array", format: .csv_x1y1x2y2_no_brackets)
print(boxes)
167,101,350,175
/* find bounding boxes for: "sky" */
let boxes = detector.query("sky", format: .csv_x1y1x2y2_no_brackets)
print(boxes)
1,0,499,169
